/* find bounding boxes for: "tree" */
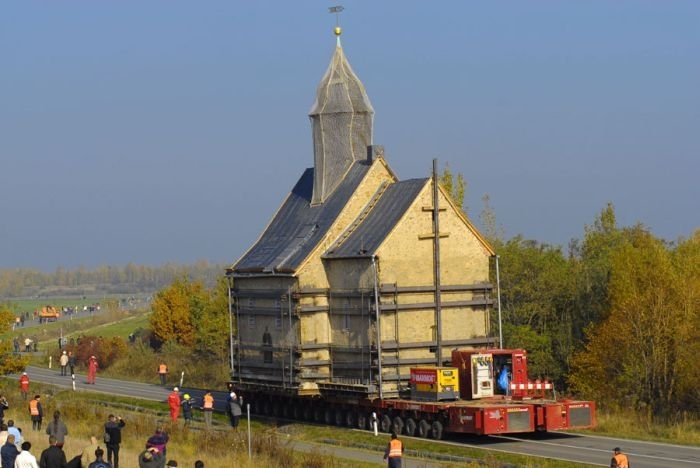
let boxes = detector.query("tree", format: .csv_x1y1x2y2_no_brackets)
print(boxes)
439,164,467,213
569,227,700,420
0,304,30,375
150,277,205,347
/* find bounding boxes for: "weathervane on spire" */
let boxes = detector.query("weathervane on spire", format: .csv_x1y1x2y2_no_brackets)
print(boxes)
329,5,344,40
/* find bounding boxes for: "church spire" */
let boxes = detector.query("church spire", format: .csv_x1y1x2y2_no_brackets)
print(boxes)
309,26,374,205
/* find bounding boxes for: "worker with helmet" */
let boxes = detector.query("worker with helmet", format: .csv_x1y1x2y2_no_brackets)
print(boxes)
610,447,630,468
181,393,195,426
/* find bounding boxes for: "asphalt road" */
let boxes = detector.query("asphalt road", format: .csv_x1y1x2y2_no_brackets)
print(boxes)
17,365,700,467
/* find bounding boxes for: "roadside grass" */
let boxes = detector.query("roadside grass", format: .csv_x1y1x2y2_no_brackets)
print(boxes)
0,379,375,468
289,423,599,468
590,410,700,446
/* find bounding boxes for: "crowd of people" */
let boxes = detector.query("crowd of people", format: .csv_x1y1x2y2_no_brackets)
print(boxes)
0,366,234,468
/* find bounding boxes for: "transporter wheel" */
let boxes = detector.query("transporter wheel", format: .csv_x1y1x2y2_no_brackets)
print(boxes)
263,401,273,416
380,414,393,433
302,405,313,421
282,402,292,419
313,406,324,423
324,408,334,425
334,409,345,426
417,419,431,438
345,410,357,427
431,420,444,440
404,417,417,437
392,416,404,435
292,403,303,420
357,413,368,430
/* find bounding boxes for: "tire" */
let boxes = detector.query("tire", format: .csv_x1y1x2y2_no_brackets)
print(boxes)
380,414,393,433
431,420,444,440
334,409,345,426
345,411,357,428
417,419,431,438
392,416,404,435
313,406,324,422
404,417,417,437
292,403,303,420
302,405,312,421
324,408,334,425
357,413,368,430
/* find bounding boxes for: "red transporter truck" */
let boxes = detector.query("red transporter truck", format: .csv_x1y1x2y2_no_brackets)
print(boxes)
234,347,596,438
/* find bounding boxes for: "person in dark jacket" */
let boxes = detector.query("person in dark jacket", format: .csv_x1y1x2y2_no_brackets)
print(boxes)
227,392,242,429
104,414,125,468
1,434,20,468
39,435,67,468
87,447,112,468
145,424,169,459
0,395,8,427
181,394,195,427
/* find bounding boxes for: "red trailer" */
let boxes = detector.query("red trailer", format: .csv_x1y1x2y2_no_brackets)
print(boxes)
232,348,595,438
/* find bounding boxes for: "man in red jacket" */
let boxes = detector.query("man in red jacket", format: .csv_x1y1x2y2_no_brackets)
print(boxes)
167,388,181,423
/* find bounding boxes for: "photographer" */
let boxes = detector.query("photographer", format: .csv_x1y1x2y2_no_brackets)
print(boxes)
104,414,125,468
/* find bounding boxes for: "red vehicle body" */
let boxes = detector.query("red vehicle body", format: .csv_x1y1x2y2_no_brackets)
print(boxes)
231,348,595,437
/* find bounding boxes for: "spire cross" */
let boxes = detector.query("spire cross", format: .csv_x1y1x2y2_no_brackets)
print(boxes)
329,5,344,26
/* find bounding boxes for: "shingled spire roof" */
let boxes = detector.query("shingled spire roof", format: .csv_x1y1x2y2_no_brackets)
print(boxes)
309,29,374,205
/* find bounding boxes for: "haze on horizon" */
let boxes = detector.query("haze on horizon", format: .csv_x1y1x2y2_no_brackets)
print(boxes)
2,2,698,272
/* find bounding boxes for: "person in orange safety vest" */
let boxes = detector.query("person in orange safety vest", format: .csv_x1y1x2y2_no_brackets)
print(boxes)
383,432,404,468
610,447,630,468
158,362,168,386
28,394,43,431
168,387,181,423
201,390,214,429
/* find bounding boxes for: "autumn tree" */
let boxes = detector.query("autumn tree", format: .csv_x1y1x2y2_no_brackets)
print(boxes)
150,276,206,347
439,164,467,213
569,227,700,421
0,304,30,374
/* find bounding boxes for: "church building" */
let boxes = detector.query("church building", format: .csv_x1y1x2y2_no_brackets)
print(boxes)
227,27,495,398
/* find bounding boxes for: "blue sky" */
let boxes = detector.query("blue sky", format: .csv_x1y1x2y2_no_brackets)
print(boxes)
2,1,698,271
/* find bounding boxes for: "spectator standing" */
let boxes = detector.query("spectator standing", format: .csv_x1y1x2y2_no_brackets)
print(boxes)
28,395,43,431
194,461,204,468
32,336,38,352
7,421,22,445
0,395,8,427
610,447,630,468
0,423,8,446
45,410,68,448
157,363,168,386
104,414,125,468
13,337,19,354
14,441,39,468
39,436,66,468
67,352,76,376
145,425,169,459
201,391,214,429
165,460,177,467
87,447,111,468
1,434,19,468
167,388,180,423
59,351,69,376
181,394,195,427
80,436,100,468
24,338,32,353
227,392,241,429
87,356,98,384
137,448,163,468
19,373,30,400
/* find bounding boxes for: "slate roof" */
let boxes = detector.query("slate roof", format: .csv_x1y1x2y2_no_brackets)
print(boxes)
233,161,372,274
323,178,428,259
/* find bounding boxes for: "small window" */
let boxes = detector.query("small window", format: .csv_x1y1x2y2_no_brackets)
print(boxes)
247,315,256,328
247,298,256,308
274,317,282,329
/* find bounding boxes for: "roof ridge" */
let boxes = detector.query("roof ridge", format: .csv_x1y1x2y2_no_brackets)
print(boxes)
328,180,391,253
